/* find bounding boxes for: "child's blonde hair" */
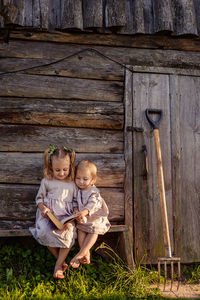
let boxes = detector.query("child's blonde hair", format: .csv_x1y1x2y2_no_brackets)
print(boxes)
43,145,76,181
76,160,97,180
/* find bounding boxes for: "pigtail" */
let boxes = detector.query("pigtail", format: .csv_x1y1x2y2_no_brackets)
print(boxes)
69,149,76,181
43,147,52,179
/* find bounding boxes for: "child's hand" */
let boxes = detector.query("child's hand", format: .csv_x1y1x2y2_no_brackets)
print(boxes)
41,206,51,218
76,209,88,223
73,207,79,215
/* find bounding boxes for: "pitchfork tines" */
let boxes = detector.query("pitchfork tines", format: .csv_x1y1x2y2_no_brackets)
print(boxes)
158,257,181,291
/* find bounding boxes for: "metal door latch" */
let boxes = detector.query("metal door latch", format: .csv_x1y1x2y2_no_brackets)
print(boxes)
126,126,144,132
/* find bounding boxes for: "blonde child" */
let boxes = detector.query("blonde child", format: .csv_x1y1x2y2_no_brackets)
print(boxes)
70,160,111,268
29,145,78,279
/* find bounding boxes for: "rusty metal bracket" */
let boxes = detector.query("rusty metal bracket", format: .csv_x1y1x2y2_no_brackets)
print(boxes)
126,126,144,132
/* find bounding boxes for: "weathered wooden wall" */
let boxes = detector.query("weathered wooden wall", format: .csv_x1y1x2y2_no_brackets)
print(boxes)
1,31,200,263
0,37,125,232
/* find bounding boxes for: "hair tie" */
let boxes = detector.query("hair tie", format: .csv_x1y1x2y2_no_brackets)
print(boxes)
63,146,72,153
49,144,57,155
49,144,72,156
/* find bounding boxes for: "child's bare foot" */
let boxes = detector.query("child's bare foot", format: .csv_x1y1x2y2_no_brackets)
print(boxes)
70,256,80,268
80,252,90,264
62,262,68,272
53,266,65,279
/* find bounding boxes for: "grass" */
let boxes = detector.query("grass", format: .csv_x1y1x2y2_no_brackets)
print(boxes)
0,238,199,300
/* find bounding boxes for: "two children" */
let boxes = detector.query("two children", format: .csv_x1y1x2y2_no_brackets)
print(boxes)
30,145,110,279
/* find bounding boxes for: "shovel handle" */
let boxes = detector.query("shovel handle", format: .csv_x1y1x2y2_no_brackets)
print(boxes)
145,109,163,129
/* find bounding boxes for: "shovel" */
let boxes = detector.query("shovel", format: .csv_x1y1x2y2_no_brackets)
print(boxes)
145,108,181,291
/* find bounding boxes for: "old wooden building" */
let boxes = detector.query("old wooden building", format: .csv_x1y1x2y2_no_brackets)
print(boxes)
0,0,200,265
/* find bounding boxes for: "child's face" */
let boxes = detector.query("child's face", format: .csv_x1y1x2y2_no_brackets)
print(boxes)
51,156,70,181
75,167,95,190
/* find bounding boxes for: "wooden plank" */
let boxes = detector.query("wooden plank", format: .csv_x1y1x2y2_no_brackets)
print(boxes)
173,0,197,35
122,67,135,269
24,0,33,27
0,224,128,237
82,0,103,28
9,30,200,52
120,0,144,34
152,0,173,32
0,124,123,153
124,67,133,248
105,0,126,27
32,0,41,28
0,184,124,221
0,73,123,102
0,98,124,130
61,0,82,30
48,0,61,29
132,72,173,264
0,57,124,81
0,153,125,187
170,74,200,263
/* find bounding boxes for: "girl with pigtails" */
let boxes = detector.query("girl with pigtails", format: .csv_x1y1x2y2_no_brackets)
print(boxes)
29,145,78,279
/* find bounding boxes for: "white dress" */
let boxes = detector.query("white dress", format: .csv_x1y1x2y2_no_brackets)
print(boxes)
75,185,111,235
29,178,77,248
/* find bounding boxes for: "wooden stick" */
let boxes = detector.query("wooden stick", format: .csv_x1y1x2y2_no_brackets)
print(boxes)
153,129,172,257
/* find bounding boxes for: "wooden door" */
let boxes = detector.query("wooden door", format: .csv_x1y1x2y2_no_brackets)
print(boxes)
125,67,200,263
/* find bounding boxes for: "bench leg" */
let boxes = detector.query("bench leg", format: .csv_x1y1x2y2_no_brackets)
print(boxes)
119,228,135,271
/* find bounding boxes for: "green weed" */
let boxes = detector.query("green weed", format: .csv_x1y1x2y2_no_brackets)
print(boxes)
0,238,197,299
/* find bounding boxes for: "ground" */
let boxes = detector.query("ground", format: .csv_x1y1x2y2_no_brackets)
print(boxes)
156,282,200,299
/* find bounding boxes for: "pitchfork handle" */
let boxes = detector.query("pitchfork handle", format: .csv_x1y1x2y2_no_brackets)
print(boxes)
145,108,172,258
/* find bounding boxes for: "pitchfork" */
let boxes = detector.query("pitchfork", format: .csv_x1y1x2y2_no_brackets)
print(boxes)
145,109,181,291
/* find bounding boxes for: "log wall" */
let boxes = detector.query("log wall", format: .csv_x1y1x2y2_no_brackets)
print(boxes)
0,37,125,231
1,31,200,263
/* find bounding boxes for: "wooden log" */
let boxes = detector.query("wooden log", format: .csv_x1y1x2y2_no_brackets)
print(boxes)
8,30,200,52
0,124,123,153
0,57,124,81
0,153,125,187
0,73,123,101
0,97,123,114
0,184,124,221
2,39,200,72
0,98,124,130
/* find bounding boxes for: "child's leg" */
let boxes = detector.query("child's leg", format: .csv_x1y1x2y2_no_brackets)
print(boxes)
54,248,71,279
48,246,68,274
78,230,90,264
47,246,59,258
78,229,87,248
70,233,98,268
